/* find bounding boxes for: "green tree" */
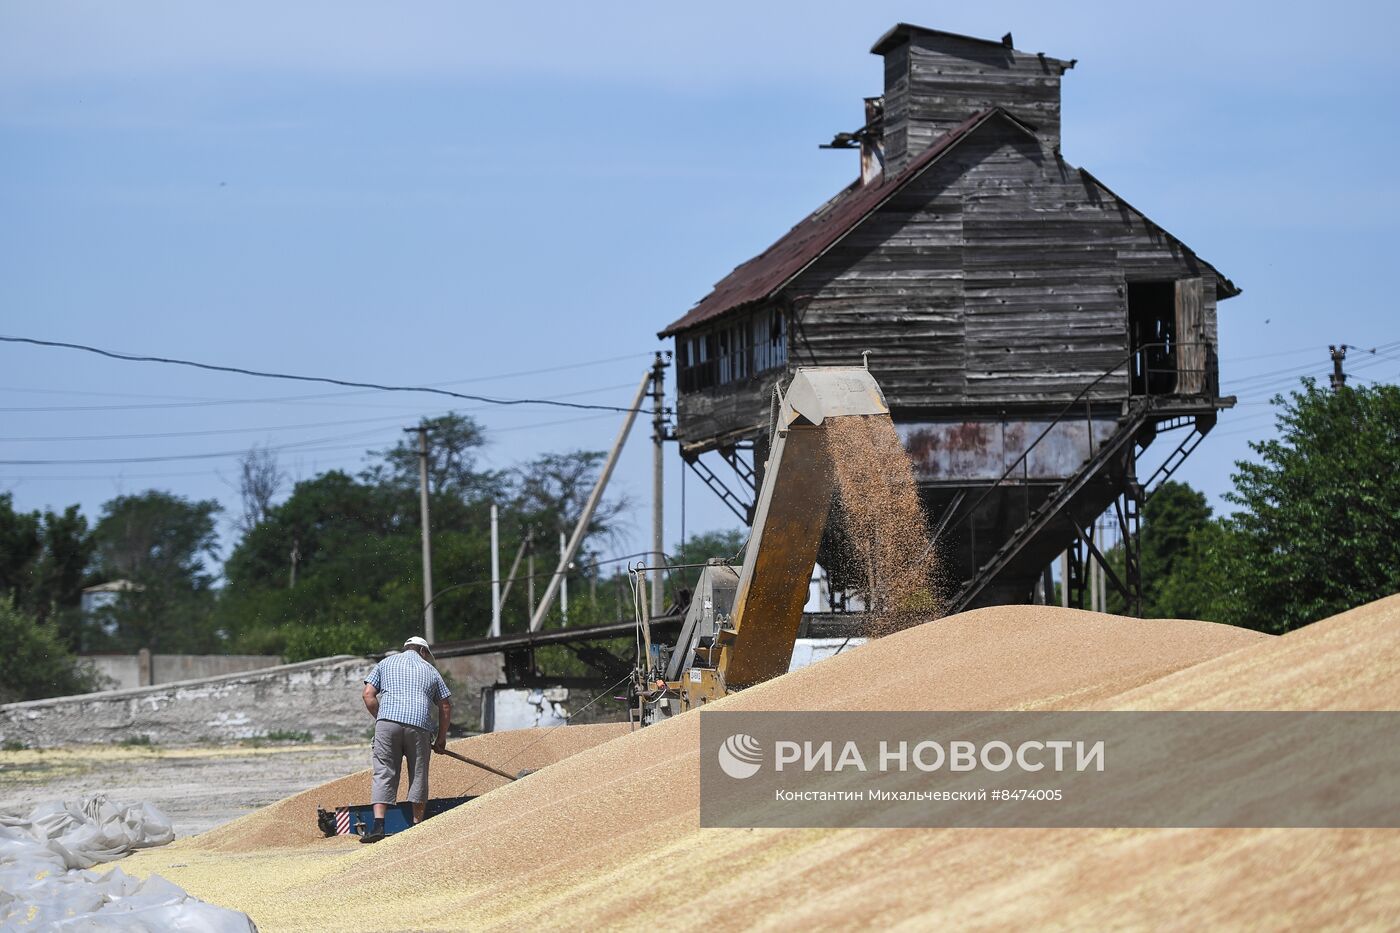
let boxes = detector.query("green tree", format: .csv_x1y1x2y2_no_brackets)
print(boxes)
364,413,503,501
669,528,748,591
0,596,99,703
91,491,222,651
30,506,95,648
1138,481,1214,618
217,427,632,653
509,450,628,548
0,493,42,608
219,468,496,649
1210,379,1400,632
1153,519,1234,623
0,496,96,649
219,471,419,651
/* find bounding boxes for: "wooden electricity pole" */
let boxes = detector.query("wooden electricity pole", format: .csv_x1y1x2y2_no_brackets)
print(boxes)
408,424,436,644
651,352,668,619
528,370,651,632
490,504,501,638
526,529,536,618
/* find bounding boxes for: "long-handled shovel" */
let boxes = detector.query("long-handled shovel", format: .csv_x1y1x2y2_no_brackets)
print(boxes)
435,747,529,781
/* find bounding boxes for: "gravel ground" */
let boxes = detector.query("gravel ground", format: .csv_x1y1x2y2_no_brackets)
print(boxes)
0,742,369,838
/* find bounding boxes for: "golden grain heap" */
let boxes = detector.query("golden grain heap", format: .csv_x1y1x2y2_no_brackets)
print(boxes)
115,424,1400,929
118,593,1400,930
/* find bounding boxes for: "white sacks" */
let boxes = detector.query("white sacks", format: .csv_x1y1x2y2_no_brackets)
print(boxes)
0,794,255,931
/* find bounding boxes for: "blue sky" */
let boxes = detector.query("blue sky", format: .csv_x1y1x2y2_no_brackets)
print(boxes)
2,1,1398,570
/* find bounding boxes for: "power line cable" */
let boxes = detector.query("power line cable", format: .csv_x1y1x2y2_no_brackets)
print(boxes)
0,379,637,416
0,350,653,410
0,426,398,466
0,456,368,484
0,383,636,442
1224,340,1400,393
1220,344,1329,364
0,413,412,443
1229,353,1400,400
0,411,622,476
0,336,661,414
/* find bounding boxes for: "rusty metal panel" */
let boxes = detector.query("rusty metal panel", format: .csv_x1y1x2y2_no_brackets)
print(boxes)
897,418,1120,482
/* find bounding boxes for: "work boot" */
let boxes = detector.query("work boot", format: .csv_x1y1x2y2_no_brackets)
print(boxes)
360,828,385,843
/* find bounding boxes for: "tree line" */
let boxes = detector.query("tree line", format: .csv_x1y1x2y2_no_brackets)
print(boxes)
3,379,1396,702
1111,379,1400,630
0,413,695,699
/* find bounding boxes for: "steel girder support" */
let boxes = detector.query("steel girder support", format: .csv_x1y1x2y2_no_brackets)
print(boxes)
1065,443,1143,616
683,453,754,524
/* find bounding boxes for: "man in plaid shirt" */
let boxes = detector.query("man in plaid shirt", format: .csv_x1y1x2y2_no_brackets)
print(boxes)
359,635,452,842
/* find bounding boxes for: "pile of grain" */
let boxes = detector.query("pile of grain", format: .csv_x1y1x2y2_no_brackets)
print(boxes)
122,599,1400,930
112,397,1399,929
191,722,630,852
824,414,940,633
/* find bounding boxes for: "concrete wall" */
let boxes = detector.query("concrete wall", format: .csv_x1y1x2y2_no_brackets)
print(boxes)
82,653,283,692
0,652,513,749
0,656,375,749
436,653,505,730
1,644,857,749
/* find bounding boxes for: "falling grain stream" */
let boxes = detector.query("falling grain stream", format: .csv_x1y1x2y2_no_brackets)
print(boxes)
824,414,941,635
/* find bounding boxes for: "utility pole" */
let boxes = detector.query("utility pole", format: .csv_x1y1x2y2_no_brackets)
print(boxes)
408,424,435,644
1096,520,1109,612
558,530,569,626
1089,522,1101,612
650,352,669,619
1059,551,1069,608
289,538,300,589
528,369,651,631
526,528,536,618
490,504,501,638
1329,344,1347,391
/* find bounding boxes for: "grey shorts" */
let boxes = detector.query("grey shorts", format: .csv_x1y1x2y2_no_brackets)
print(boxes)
371,719,432,805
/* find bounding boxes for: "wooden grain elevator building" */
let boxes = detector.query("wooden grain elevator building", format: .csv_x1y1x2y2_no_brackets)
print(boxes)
659,23,1239,613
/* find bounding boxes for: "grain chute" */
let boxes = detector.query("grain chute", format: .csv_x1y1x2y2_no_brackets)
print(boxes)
637,366,889,721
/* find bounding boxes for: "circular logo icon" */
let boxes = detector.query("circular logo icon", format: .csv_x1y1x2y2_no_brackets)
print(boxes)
717,733,763,779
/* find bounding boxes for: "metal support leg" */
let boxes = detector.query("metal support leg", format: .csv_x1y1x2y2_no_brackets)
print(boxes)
683,454,755,524
1070,512,1133,613
1068,535,1088,609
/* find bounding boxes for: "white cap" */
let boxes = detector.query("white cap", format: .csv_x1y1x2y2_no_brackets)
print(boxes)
404,636,433,658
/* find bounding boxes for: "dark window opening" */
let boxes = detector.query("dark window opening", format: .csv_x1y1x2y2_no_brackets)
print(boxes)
1128,281,1177,395
676,309,787,393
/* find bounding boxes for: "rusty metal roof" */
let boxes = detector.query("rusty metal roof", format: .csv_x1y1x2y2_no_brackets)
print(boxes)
659,108,1022,338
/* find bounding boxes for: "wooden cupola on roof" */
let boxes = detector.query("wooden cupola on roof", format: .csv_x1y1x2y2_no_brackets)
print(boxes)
873,23,1075,170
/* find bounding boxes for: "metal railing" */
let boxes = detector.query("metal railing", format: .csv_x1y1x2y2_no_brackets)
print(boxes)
932,340,1216,610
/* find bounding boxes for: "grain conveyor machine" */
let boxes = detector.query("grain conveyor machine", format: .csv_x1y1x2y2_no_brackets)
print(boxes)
637,365,891,722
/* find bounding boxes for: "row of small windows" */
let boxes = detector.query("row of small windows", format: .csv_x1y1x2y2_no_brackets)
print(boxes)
676,309,787,392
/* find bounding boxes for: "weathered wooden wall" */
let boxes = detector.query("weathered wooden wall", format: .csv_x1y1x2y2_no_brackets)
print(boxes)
882,33,1069,173
669,29,1227,453
675,369,777,451
786,117,1218,419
